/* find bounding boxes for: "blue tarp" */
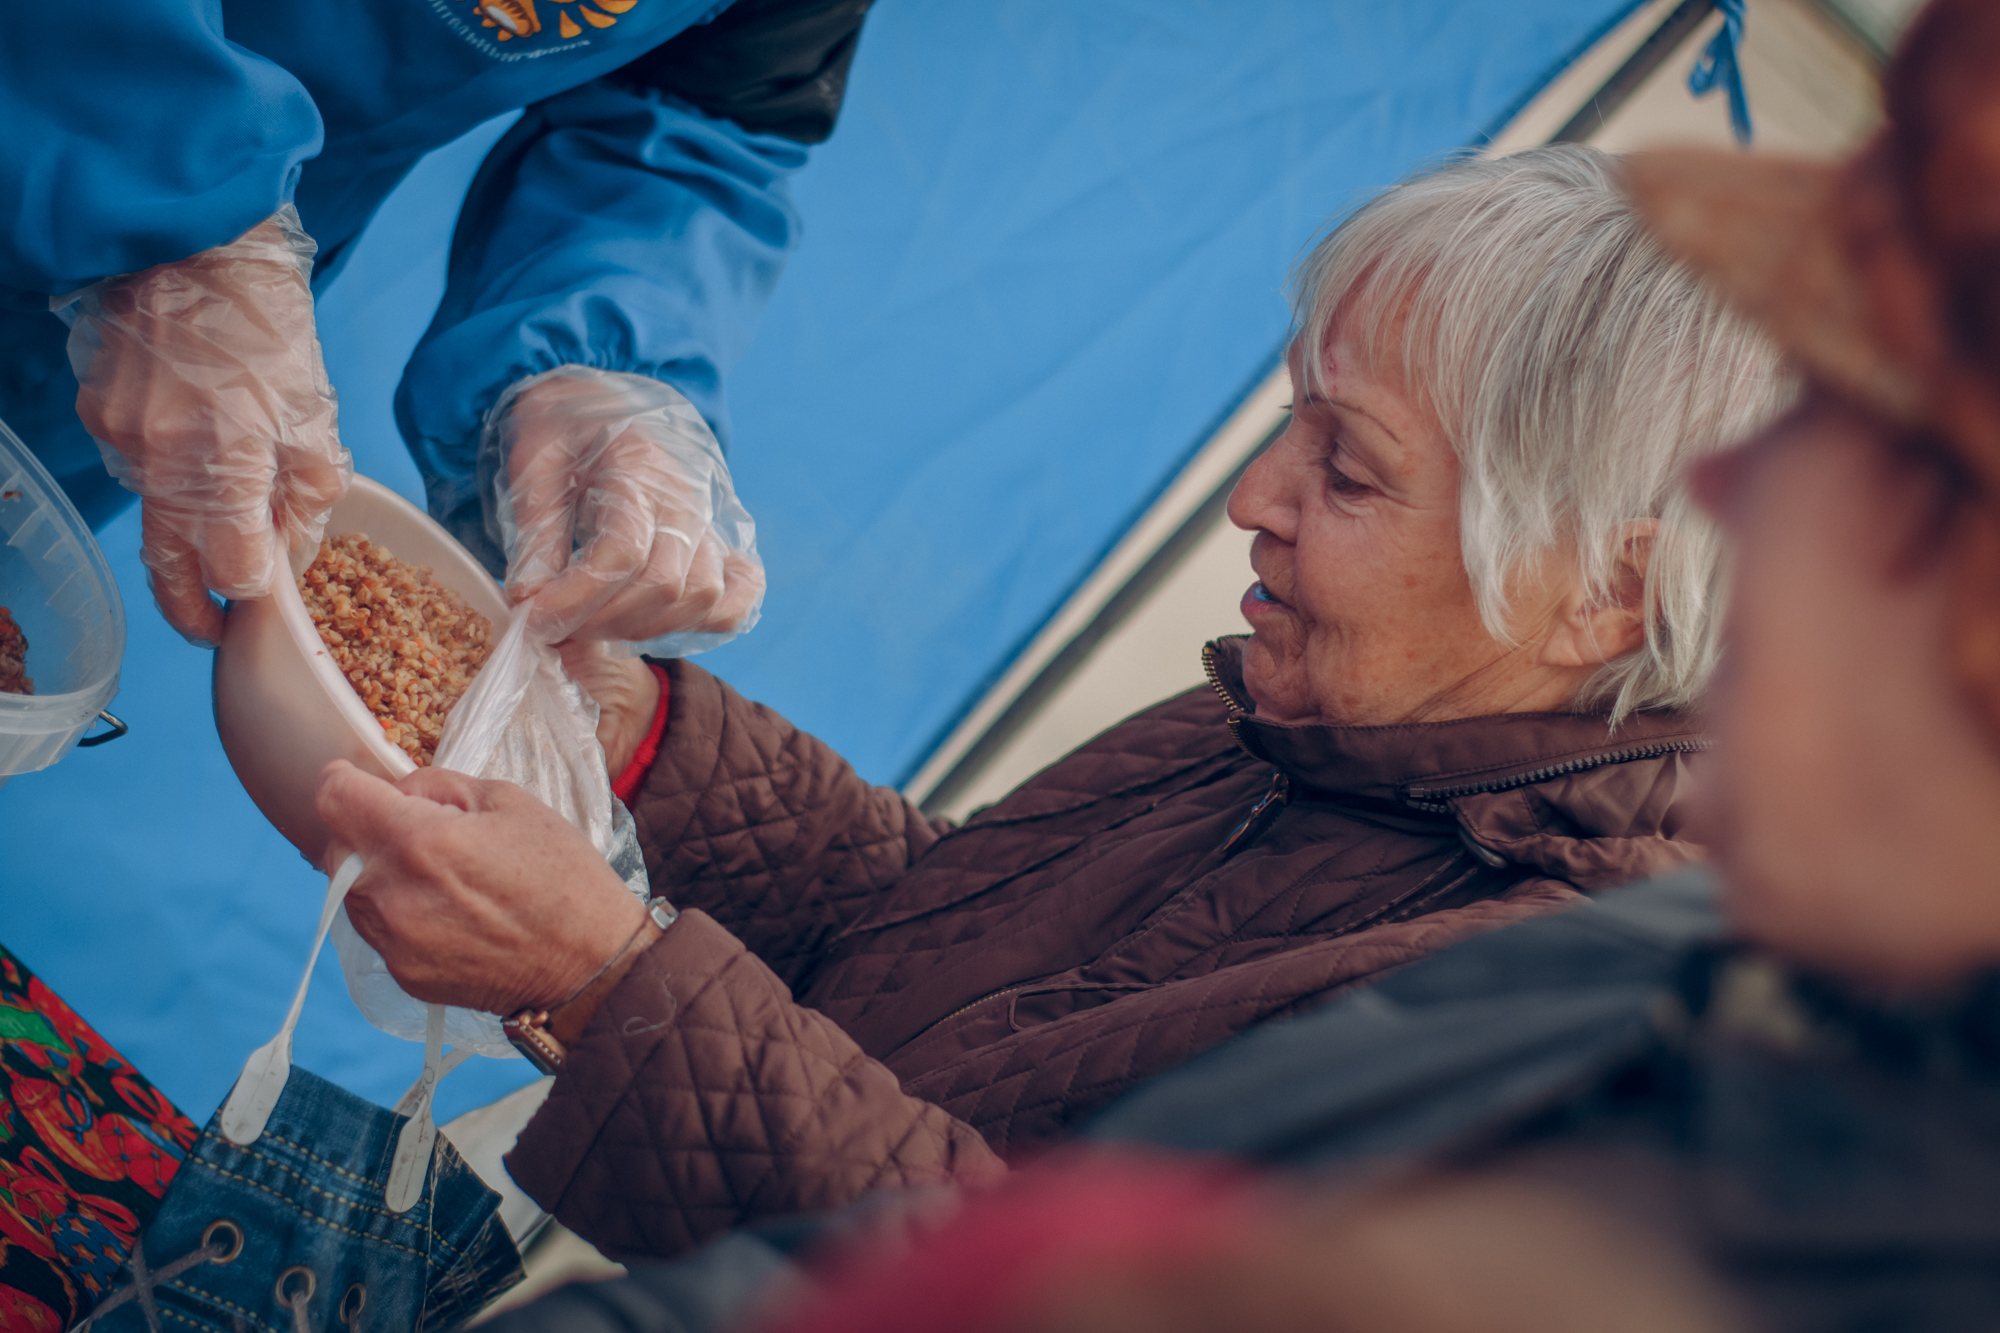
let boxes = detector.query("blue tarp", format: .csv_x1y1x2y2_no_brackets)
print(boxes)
1,0,1636,1124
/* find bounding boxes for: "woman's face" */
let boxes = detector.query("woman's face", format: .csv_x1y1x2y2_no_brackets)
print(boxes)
1227,332,1605,726
1697,393,2000,985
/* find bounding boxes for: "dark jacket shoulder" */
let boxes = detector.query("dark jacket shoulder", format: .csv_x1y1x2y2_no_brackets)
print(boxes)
1086,869,1725,1161
611,0,873,143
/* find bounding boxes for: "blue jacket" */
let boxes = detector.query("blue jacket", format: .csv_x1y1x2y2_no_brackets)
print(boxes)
0,0,863,527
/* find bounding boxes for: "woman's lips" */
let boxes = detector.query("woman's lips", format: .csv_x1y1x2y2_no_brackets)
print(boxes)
1241,581,1286,618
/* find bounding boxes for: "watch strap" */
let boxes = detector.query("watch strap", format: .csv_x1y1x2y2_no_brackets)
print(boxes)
505,897,678,1073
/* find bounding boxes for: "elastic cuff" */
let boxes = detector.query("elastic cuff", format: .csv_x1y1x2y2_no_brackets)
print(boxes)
611,663,671,803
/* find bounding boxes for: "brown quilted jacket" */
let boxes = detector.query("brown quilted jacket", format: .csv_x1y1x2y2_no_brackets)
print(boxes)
507,638,1707,1259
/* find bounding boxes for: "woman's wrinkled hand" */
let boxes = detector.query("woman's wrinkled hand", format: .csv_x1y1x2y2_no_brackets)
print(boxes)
557,641,661,778
315,760,644,1016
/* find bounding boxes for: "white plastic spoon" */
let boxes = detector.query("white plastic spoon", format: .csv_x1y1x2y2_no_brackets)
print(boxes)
220,852,365,1146
385,1004,471,1213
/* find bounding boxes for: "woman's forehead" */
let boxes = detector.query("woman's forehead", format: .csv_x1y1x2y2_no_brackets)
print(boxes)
1289,322,1433,437
1292,295,1424,400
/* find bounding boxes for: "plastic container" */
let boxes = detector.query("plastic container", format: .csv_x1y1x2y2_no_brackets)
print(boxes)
0,417,125,781
213,475,508,865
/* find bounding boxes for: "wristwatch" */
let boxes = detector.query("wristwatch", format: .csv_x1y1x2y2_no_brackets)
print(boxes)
504,897,678,1075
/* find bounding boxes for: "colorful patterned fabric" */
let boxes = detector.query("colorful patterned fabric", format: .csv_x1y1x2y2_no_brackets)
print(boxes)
0,942,196,1332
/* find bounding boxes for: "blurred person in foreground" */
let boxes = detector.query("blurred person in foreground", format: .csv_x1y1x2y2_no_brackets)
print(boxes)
718,3,2000,1331
314,144,1791,1263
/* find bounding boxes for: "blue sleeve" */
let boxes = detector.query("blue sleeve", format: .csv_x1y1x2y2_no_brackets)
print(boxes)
0,0,322,299
395,80,808,524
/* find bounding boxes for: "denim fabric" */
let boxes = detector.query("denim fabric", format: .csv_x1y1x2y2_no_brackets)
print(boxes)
94,1067,522,1332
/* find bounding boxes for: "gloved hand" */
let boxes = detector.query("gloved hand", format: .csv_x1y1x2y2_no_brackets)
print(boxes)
482,366,764,650
62,205,350,646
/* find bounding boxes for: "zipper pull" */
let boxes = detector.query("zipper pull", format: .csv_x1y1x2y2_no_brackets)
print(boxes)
1219,772,1290,858
1457,822,1509,868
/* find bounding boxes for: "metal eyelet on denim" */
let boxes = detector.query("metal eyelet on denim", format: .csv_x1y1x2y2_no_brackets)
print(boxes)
82,1068,524,1331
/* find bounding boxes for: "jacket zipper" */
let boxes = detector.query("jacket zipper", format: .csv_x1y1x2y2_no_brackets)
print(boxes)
1203,643,1254,753
920,654,1699,1041
922,984,1032,1035
1202,643,1242,710
1402,737,1710,812
1219,771,1290,857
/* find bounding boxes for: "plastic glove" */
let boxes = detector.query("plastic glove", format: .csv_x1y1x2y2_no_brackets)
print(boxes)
481,366,763,651
61,205,350,646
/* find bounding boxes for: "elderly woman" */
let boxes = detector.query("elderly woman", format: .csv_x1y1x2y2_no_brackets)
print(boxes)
953,7,2000,1328
314,144,1788,1260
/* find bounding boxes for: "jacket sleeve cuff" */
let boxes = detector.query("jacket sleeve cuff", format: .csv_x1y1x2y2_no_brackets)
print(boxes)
611,663,672,804
395,81,807,507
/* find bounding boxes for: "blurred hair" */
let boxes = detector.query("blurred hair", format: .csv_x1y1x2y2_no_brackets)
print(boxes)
1291,145,1795,721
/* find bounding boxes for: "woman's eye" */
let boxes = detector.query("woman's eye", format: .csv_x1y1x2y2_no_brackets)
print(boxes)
1322,456,1369,496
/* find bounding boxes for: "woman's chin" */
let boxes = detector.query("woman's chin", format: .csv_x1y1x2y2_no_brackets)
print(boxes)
1237,638,1307,722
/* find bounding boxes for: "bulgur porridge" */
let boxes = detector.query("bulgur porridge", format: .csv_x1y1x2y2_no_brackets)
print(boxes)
299,533,493,765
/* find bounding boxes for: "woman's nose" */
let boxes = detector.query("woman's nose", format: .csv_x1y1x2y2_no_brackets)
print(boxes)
1227,435,1299,541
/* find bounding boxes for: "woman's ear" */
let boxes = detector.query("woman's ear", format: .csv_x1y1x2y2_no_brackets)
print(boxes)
1539,521,1658,669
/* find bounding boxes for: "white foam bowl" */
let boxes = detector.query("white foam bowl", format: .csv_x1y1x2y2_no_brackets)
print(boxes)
213,475,507,865
0,417,125,783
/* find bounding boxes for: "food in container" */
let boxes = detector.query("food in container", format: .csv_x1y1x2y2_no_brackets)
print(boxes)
0,607,29,696
298,534,492,765
0,417,124,782
213,475,509,863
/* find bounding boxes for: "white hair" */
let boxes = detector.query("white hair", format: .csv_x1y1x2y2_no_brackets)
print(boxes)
1292,144,1794,722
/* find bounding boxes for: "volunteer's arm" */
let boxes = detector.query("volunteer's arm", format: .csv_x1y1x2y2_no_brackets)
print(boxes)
388,102,784,641
0,8,320,297
0,15,343,644
394,0,869,644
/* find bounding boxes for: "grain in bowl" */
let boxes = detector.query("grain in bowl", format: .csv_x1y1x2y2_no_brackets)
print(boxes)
299,533,493,765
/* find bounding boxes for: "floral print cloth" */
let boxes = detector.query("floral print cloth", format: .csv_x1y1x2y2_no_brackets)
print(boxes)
0,943,195,1331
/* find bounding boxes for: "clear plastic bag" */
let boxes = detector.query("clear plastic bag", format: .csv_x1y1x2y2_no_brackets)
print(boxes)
329,604,649,1056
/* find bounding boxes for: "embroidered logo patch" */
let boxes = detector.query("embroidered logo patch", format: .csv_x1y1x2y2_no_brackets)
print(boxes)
469,0,638,41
